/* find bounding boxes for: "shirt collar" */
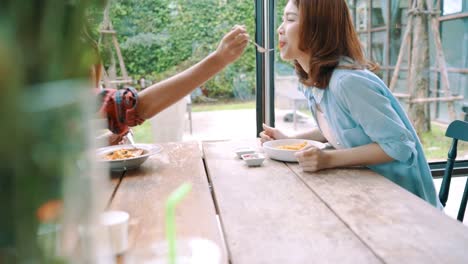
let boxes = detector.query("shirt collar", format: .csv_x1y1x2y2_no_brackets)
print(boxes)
338,56,355,66
309,57,355,104
311,87,324,104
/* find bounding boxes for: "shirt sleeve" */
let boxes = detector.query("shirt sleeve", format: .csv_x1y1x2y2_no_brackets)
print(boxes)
334,72,417,164
97,87,145,137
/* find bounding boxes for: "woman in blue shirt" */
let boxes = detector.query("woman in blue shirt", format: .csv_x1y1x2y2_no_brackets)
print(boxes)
260,0,440,207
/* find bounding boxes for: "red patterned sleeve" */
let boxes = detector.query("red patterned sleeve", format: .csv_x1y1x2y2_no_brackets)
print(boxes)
97,87,145,138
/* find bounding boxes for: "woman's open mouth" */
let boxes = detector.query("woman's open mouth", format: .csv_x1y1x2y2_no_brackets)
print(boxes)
278,41,286,49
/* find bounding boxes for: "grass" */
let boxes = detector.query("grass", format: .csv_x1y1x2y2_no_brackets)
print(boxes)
192,100,255,112
420,123,468,162
132,120,154,143
132,101,468,161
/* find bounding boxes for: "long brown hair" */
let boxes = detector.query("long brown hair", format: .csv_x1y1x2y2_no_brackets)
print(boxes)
293,0,378,88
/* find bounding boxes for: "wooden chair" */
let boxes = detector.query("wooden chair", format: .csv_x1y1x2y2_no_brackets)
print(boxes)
439,120,468,222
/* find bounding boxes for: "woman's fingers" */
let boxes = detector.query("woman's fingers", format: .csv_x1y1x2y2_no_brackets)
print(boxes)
295,147,330,172
224,25,247,42
259,131,273,144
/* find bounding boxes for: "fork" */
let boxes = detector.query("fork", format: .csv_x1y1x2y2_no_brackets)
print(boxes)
249,39,274,53
126,129,137,149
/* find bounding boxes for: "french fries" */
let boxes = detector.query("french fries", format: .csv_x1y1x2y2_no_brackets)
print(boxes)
103,148,144,160
276,141,308,151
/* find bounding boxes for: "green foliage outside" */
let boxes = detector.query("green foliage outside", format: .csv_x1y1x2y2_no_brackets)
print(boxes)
102,0,257,99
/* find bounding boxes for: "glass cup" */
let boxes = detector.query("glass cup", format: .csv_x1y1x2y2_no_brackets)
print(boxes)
124,238,221,264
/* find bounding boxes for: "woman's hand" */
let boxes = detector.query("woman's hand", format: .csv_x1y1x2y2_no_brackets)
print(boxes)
295,146,330,172
259,123,288,144
214,25,249,66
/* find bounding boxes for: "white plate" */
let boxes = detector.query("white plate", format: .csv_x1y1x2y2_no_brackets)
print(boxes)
96,144,162,171
262,139,326,162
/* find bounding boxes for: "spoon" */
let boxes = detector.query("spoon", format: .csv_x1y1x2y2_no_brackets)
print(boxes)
249,39,274,53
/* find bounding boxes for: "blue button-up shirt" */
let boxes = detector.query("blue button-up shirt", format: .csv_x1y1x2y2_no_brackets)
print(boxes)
299,62,440,208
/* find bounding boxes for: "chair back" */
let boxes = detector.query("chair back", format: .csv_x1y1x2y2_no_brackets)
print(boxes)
439,120,468,222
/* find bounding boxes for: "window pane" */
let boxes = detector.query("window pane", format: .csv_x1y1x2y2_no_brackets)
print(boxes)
356,0,369,31
443,0,463,15
348,0,356,25
441,18,468,68
371,31,387,65
389,69,409,94
111,0,257,142
359,33,369,57
390,0,410,66
435,73,468,122
274,0,315,135
372,0,387,27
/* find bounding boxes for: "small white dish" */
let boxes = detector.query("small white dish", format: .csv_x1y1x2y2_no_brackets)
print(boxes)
234,147,256,159
241,153,265,167
263,139,326,162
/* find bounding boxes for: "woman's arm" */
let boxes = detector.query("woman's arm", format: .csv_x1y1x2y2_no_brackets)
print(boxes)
259,124,327,143
290,128,327,142
296,142,394,172
136,26,249,119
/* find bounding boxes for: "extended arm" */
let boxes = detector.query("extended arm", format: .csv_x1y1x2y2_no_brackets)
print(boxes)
136,26,249,119
259,124,327,143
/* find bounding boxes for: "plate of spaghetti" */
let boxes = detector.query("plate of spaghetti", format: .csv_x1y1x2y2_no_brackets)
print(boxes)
97,144,162,171
262,139,326,162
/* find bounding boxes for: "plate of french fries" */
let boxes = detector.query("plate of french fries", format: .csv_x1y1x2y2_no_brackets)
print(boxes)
96,144,162,171
262,139,326,162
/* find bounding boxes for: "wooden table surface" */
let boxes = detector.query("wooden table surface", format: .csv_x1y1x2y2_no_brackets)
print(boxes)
107,139,468,264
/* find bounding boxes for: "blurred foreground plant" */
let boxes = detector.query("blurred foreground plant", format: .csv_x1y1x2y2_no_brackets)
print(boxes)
0,1,112,263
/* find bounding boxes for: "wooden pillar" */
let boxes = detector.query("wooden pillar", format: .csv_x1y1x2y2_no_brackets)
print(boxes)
408,0,431,133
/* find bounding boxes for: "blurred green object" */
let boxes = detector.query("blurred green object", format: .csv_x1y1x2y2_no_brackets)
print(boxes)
165,183,192,264
0,0,109,263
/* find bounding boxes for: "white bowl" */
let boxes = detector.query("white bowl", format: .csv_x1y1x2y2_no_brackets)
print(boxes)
262,139,326,162
241,153,265,167
97,144,162,171
234,147,256,159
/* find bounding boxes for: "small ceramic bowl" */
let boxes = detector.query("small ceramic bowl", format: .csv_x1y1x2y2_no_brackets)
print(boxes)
234,147,256,159
241,153,265,167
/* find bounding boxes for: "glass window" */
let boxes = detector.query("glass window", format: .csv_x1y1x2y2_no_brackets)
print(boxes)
371,31,387,65
347,0,356,23
390,0,410,66
274,0,315,135
111,0,257,142
441,18,468,68
356,0,368,31
389,69,409,94
443,0,463,15
359,33,369,57
435,72,468,121
372,0,387,27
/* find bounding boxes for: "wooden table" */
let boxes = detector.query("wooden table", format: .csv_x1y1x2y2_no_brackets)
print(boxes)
107,139,468,263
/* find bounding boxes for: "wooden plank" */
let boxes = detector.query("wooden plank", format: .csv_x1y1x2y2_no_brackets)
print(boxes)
426,0,456,120
103,171,124,210
288,164,468,263
410,95,464,104
109,142,227,263
203,140,382,264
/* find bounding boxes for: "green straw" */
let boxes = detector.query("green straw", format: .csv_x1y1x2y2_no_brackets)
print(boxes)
165,183,192,264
